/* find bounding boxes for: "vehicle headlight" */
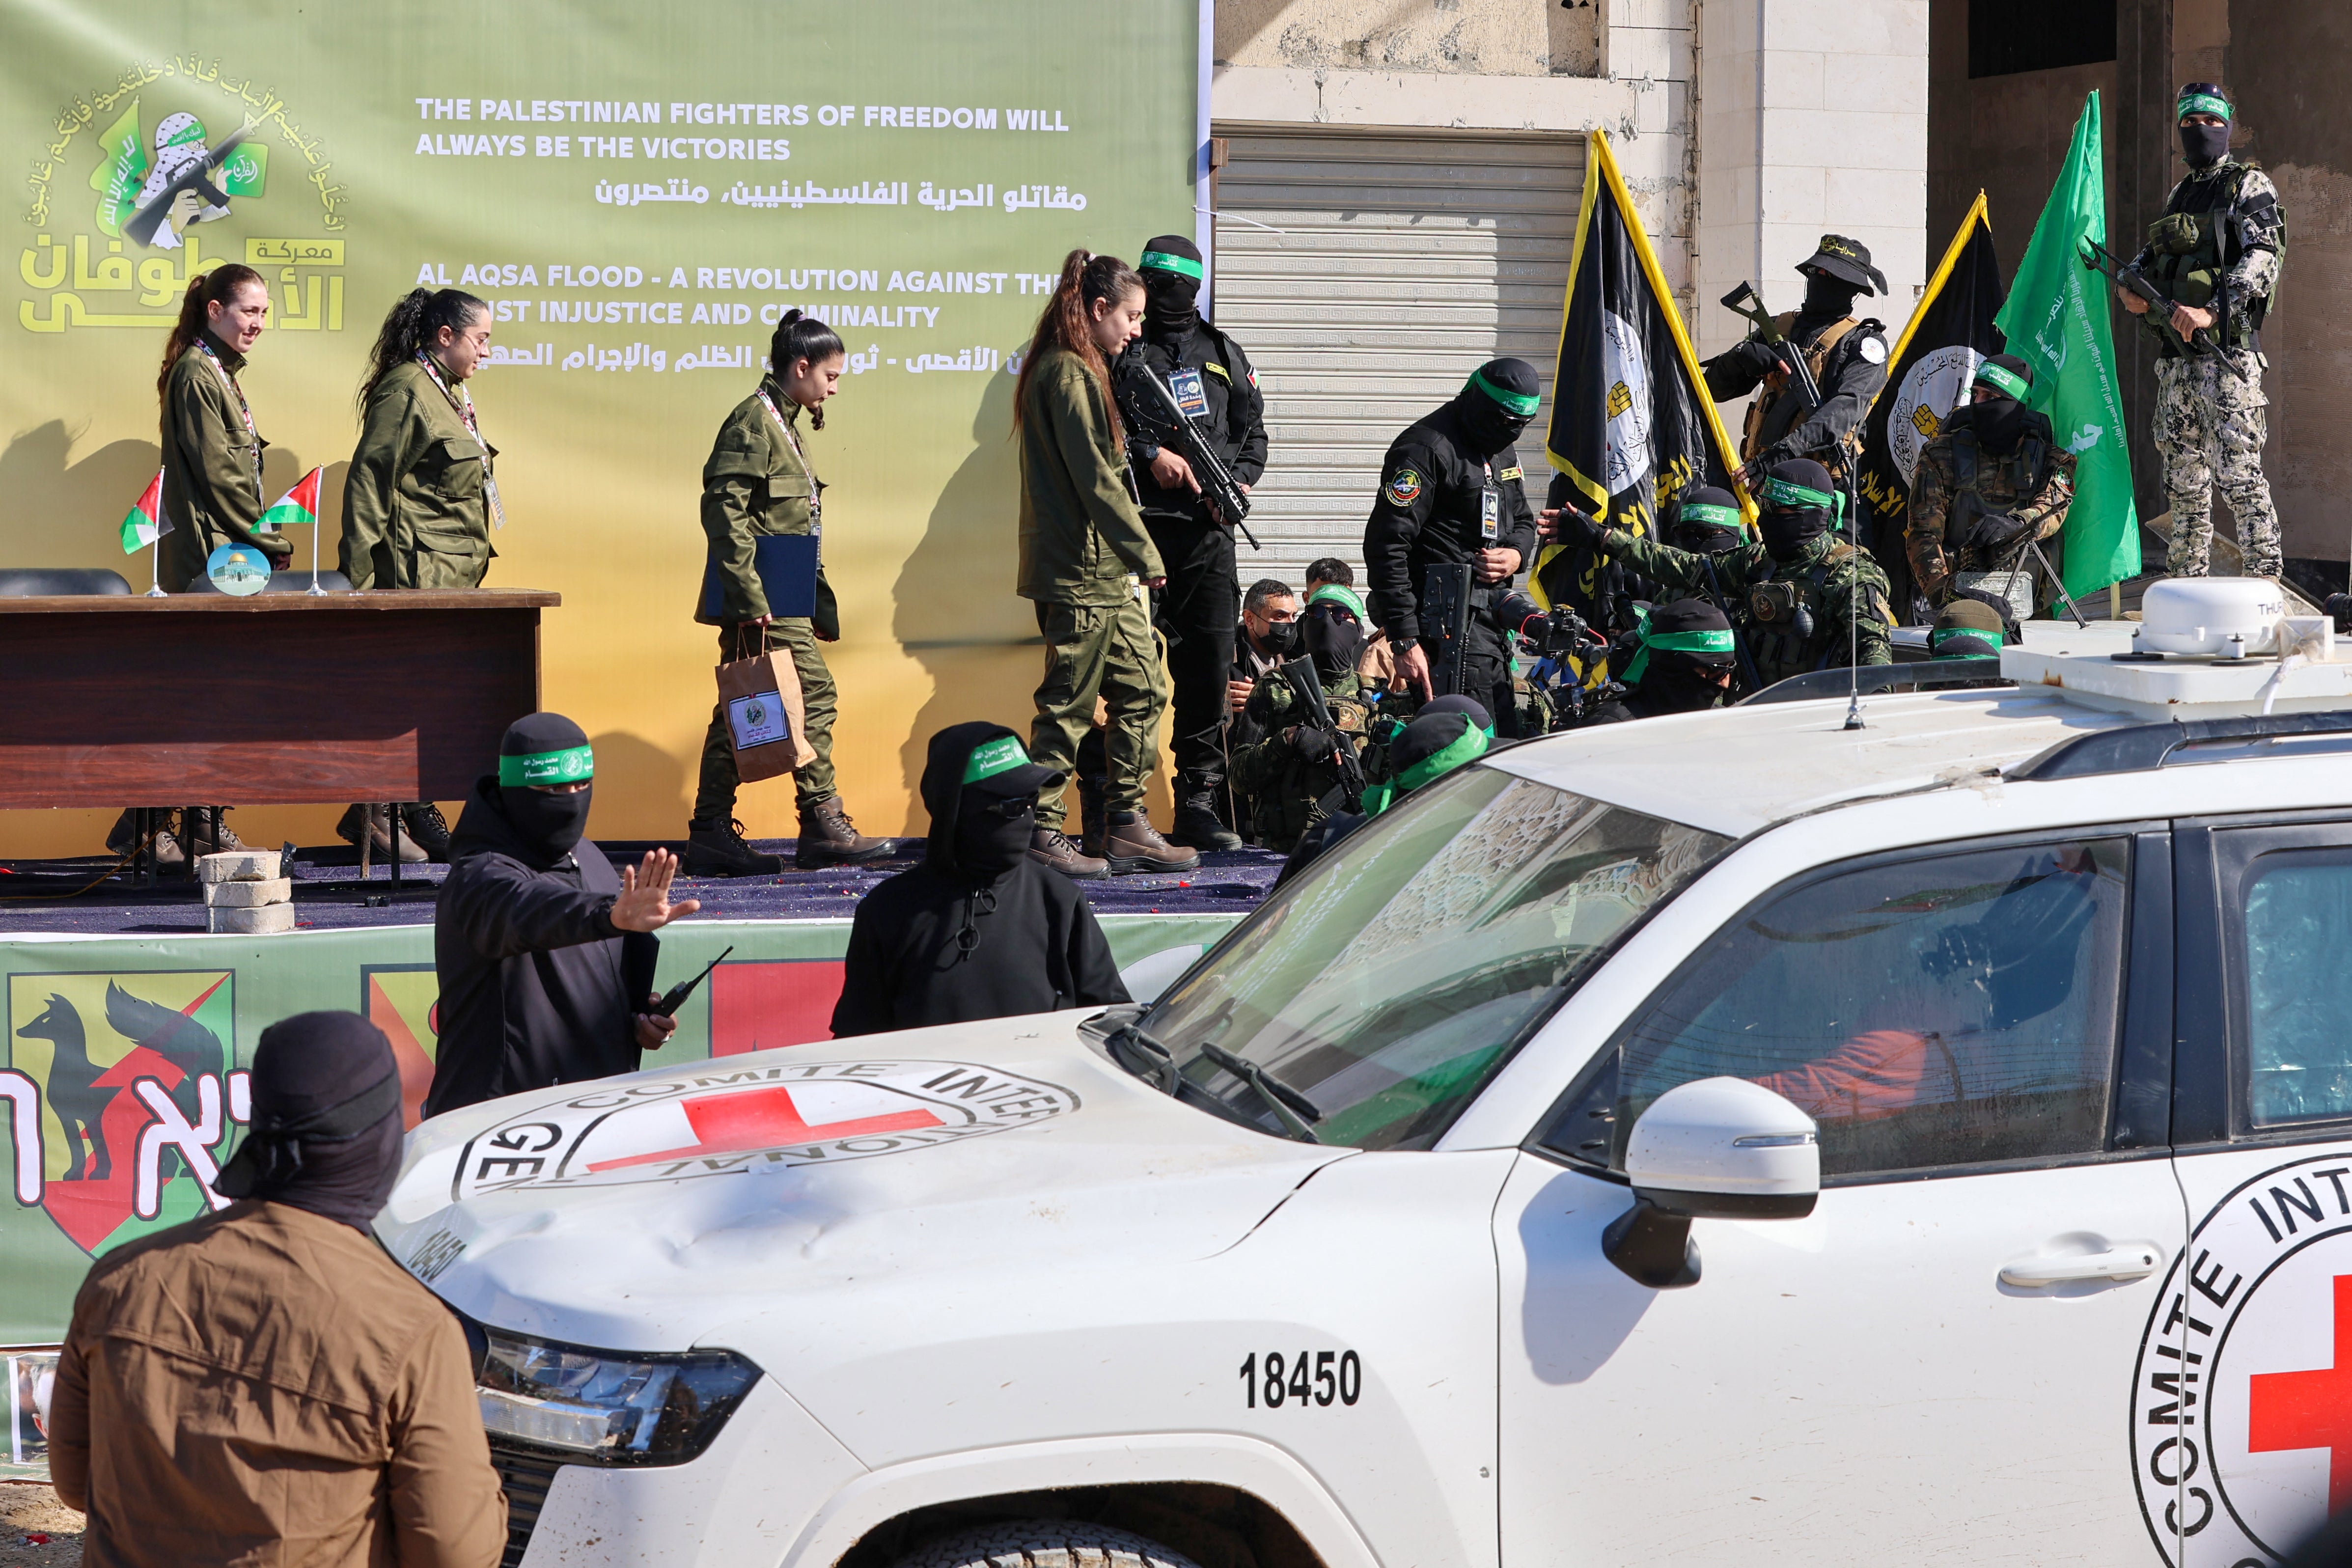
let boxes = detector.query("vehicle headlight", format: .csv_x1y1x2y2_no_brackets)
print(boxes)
471,1323,762,1466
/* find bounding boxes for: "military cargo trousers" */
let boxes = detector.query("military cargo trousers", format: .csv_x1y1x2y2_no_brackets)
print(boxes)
693,618,839,821
1028,595,1169,828
2157,351,2282,579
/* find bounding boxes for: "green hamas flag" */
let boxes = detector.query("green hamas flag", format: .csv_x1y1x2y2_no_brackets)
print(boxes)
1993,91,2140,600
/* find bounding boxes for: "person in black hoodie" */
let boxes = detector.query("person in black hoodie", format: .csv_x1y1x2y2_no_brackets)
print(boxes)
833,722,1128,1036
425,714,700,1117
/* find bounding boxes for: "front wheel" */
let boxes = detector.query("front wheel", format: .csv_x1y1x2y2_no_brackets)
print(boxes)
892,1520,1205,1568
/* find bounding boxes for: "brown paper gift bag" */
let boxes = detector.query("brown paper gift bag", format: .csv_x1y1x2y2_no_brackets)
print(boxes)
716,626,815,781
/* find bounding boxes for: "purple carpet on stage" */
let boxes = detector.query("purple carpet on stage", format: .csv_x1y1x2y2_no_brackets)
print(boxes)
0,837,1284,935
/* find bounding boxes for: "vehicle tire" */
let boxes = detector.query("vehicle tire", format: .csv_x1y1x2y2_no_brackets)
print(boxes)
891,1520,1205,1568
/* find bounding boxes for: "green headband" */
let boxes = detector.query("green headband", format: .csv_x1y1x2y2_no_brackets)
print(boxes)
2177,92,2233,121
1139,249,1204,280
1622,606,1737,684
498,744,594,787
1467,369,1542,418
961,735,1033,785
1761,476,1837,514
1974,362,2030,402
1305,582,1368,621
1679,502,1744,531
1930,626,2001,655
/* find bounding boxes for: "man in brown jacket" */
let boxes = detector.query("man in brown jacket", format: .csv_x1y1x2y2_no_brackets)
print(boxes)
49,1011,507,1568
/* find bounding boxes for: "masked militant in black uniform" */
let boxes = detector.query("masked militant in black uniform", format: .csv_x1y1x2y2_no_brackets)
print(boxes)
1364,358,1543,730
1706,235,1891,482
1553,458,1892,688
1111,235,1270,853
1580,599,1740,725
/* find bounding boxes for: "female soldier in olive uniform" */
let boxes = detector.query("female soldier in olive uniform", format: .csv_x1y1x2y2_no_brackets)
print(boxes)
342,287,498,593
158,262,290,592
687,309,888,876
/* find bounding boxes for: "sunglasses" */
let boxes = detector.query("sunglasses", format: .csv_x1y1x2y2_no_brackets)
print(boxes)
971,793,1036,820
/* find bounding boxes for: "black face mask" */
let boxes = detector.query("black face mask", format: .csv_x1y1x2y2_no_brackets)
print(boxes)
1458,396,1533,458
2181,121,2231,168
1759,510,1828,559
1301,605,1365,682
1145,274,1199,348
1972,394,2031,456
501,784,590,859
1640,657,1731,715
953,786,1032,878
1801,272,1862,320
1254,618,1298,657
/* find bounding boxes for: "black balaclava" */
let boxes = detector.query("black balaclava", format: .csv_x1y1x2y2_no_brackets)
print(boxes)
1756,458,1837,558
1420,693,1494,734
495,712,593,865
1670,485,1747,553
212,1011,405,1231
1299,584,1368,683
1799,267,1863,324
921,721,1058,881
1625,598,1737,714
1456,357,1542,456
2178,83,2232,168
1139,233,1204,351
1970,353,2035,456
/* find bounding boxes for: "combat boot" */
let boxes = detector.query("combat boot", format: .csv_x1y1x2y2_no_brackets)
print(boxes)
400,802,454,863
184,809,253,858
1103,811,1202,876
796,796,891,869
106,809,185,869
686,818,783,877
1169,788,1241,853
1028,825,1107,879
336,803,427,864
1077,773,1108,857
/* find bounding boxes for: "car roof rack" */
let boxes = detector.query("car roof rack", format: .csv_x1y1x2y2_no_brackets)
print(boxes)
2006,708,2352,781
1738,658,2012,707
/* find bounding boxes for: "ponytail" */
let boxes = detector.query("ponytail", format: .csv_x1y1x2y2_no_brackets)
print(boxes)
356,286,487,413
1013,248,1142,439
767,308,847,429
157,263,265,401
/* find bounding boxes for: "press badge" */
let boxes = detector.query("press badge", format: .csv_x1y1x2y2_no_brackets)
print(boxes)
484,477,506,530
1169,366,1209,420
1480,486,1500,542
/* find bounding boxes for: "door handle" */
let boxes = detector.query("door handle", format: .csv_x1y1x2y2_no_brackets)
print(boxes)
1999,1242,2164,1288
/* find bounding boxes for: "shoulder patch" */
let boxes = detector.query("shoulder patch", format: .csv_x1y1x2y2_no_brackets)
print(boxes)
1858,334,1887,365
1498,466,1524,482
1203,361,1230,381
1384,468,1424,507
1245,366,1258,388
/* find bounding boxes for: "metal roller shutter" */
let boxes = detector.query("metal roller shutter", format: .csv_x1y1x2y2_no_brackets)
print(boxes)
1209,127,1583,595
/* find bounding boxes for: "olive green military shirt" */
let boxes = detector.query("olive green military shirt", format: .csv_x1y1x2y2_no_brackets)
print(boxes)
1602,526,1893,683
340,359,496,591
1232,667,1372,852
1017,347,1164,606
1906,424,2075,603
696,379,838,637
159,338,285,593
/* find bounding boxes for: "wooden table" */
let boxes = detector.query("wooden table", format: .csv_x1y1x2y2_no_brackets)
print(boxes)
0,590,556,808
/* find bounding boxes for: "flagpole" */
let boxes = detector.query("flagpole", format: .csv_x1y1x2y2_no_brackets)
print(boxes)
147,538,166,597
307,516,326,595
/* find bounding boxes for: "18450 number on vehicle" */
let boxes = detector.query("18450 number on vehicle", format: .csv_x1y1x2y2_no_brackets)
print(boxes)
1240,1350,1361,1408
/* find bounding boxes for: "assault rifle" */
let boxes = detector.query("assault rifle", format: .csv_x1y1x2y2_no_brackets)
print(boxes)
1116,352,1260,548
1721,281,1826,417
1420,561,1473,699
1280,657,1367,815
2077,237,2248,382
124,126,252,248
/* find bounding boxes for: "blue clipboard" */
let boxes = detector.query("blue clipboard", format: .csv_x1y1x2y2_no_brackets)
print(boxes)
702,533,819,621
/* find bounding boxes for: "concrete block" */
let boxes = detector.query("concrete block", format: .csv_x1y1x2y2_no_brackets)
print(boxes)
209,903,296,935
1769,0,1928,57
196,850,280,884
203,878,292,908
1608,26,1685,83
1825,165,1927,219
1762,108,1923,171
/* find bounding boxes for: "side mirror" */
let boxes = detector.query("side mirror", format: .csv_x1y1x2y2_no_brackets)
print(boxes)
1602,1076,1820,1290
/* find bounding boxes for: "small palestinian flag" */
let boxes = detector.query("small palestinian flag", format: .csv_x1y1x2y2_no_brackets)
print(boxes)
119,469,171,553
257,466,324,533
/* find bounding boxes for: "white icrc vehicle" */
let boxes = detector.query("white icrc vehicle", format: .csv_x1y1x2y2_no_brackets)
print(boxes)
384,602,2352,1568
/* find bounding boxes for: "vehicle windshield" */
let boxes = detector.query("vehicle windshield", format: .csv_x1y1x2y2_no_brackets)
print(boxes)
1145,765,1730,1150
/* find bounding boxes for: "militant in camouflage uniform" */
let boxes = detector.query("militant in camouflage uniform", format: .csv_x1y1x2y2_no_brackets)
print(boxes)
1230,584,1375,853
1558,460,1892,687
2127,84,2286,579
1905,354,2076,606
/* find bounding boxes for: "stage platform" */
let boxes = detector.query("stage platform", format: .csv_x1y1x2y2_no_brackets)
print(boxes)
0,837,1283,935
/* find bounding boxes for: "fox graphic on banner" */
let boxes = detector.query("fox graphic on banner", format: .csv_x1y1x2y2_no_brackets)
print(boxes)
1857,192,2006,616
1994,91,2141,602
1536,129,1746,628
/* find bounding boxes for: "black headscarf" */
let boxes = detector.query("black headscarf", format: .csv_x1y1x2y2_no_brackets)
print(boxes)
1298,584,1367,683
1756,458,1838,557
493,713,593,866
1139,233,1203,351
1456,357,1542,456
1968,352,2036,455
212,1012,405,1231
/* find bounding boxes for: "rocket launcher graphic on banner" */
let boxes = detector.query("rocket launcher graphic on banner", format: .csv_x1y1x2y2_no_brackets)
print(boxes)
118,469,171,554
1536,128,1746,629
257,466,323,533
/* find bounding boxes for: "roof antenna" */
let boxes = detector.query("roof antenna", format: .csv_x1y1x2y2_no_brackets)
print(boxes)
1842,475,1865,731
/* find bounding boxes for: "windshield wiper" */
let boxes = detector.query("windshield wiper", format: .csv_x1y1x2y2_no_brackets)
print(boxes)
1104,1019,1180,1096
1198,1042,1323,1142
